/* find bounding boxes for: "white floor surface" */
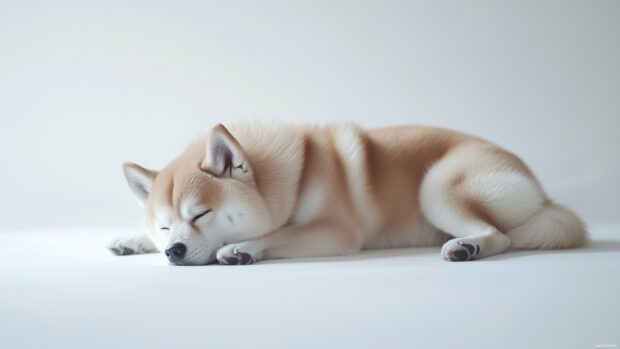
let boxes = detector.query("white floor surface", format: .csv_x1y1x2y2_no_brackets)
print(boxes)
1,225,618,349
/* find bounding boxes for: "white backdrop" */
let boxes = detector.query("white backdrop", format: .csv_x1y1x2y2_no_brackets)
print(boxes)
1,0,618,231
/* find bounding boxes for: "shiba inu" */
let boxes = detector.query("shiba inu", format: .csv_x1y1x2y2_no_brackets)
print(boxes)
108,122,587,265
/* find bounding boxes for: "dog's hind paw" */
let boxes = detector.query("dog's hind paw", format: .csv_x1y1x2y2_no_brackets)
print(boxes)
216,242,261,265
441,239,480,262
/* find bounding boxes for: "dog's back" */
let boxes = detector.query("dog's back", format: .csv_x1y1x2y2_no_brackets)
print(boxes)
243,123,587,260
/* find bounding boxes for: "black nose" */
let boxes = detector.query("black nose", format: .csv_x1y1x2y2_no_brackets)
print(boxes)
165,242,187,263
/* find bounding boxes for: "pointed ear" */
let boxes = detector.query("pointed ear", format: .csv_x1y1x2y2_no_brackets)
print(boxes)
201,124,253,181
122,162,158,206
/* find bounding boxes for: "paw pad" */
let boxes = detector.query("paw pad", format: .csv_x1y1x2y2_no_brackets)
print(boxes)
108,246,135,256
445,241,480,262
218,251,254,265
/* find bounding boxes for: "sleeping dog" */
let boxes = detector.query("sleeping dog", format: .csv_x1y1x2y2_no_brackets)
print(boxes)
108,122,586,265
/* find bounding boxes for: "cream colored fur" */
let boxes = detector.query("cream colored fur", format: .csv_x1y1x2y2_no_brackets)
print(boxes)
109,122,587,265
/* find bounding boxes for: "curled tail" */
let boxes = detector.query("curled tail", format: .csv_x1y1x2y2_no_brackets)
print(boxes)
507,202,587,249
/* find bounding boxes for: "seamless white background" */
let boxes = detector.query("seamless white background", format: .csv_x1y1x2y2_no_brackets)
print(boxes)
1,0,618,231
1,3,619,349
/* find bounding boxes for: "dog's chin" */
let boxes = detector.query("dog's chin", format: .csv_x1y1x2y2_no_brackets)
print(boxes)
166,253,217,266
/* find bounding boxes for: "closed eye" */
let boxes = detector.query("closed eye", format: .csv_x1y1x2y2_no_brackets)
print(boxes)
160,227,170,231
192,209,212,223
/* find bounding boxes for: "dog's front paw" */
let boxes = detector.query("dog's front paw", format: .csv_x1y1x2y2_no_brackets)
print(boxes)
216,242,261,265
107,238,138,256
441,239,480,262
107,235,157,256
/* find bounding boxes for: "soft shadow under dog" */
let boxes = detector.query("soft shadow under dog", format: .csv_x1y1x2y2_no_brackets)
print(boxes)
482,239,620,261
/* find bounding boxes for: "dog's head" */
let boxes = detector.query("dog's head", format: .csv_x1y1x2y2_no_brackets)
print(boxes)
123,124,272,265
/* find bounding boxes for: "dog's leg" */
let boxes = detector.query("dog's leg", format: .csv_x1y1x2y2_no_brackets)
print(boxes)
419,146,549,261
439,227,511,261
421,178,513,262
216,222,360,265
107,234,158,255
422,192,511,261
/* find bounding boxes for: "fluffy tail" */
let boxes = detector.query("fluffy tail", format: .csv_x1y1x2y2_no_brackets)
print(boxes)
507,202,588,249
